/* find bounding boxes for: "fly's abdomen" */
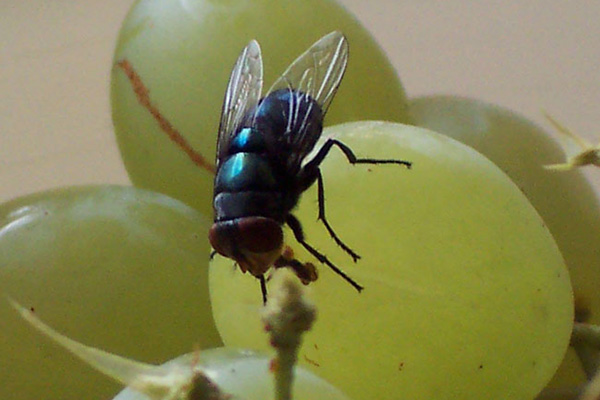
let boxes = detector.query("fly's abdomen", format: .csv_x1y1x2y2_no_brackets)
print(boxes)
214,128,285,222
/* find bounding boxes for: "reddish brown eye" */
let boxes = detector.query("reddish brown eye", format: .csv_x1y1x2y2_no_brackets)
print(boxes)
208,222,235,258
209,217,283,258
237,217,283,253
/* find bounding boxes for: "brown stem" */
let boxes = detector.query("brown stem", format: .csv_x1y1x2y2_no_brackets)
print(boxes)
116,59,216,174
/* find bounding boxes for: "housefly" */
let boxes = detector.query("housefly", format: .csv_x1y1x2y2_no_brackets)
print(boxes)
209,31,411,303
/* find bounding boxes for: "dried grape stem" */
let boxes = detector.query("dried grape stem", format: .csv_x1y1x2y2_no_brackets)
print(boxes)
116,59,216,174
262,270,316,400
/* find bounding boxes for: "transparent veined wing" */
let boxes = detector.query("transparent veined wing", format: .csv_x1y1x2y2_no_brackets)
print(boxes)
264,31,348,115
252,31,349,169
216,40,263,161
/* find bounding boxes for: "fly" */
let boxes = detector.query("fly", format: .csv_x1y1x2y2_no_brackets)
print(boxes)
209,31,412,303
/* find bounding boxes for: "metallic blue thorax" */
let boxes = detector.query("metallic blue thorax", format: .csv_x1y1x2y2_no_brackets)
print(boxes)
229,127,266,153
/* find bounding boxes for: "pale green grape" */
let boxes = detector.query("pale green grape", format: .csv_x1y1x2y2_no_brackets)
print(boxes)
209,121,573,400
0,185,221,400
110,0,411,216
113,348,351,400
409,95,600,386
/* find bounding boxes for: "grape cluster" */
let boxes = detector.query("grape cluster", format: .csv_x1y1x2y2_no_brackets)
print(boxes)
3,0,592,399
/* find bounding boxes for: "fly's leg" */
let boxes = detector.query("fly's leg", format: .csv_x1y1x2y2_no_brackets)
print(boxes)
298,166,361,262
316,170,360,262
285,214,363,292
273,246,318,285
309,138,412,168
259,275,267,304
211,249,267,303
299,138,412,262
261,247,318,304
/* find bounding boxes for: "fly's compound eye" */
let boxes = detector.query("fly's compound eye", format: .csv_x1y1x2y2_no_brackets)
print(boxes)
209,217,283,258
236,217,283,253
209,221,236,258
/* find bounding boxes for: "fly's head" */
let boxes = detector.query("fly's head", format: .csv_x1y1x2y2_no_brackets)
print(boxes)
209,217,283,277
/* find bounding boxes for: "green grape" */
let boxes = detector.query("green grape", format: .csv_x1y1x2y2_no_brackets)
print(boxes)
113,348,351,400
209,121,573,400
0,185,221,400
110,0,411,216
409,95,600,386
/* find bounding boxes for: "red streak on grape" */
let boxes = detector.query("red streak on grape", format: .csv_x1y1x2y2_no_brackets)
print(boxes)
116,59,216,175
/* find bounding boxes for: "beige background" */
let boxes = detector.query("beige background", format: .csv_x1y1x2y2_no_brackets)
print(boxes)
2,1,599,203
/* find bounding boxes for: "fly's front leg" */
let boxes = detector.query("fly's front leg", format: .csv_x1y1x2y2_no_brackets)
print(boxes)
298,161,360,263
315,169,360,261
299,138,412,262
298,163,360,261
273,246,318,285
259,275,267,304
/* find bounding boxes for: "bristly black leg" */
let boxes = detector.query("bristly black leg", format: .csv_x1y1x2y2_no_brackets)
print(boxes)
285,214,363,292
306,138,412,169
298,138,411,263
259,275,267,305
316,169,360,262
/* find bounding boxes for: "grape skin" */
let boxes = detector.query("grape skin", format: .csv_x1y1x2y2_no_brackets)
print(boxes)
209,121,574,400
112,348,351,400
410,95,600,386
0,185,222,400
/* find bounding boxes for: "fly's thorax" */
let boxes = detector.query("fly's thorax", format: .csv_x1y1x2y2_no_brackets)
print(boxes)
227,127,266,154
214,152,278,194
254,89,324,143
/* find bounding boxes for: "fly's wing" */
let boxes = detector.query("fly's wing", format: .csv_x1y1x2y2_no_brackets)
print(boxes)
254,31,349,167
216,40,263,162
269,31,349,115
